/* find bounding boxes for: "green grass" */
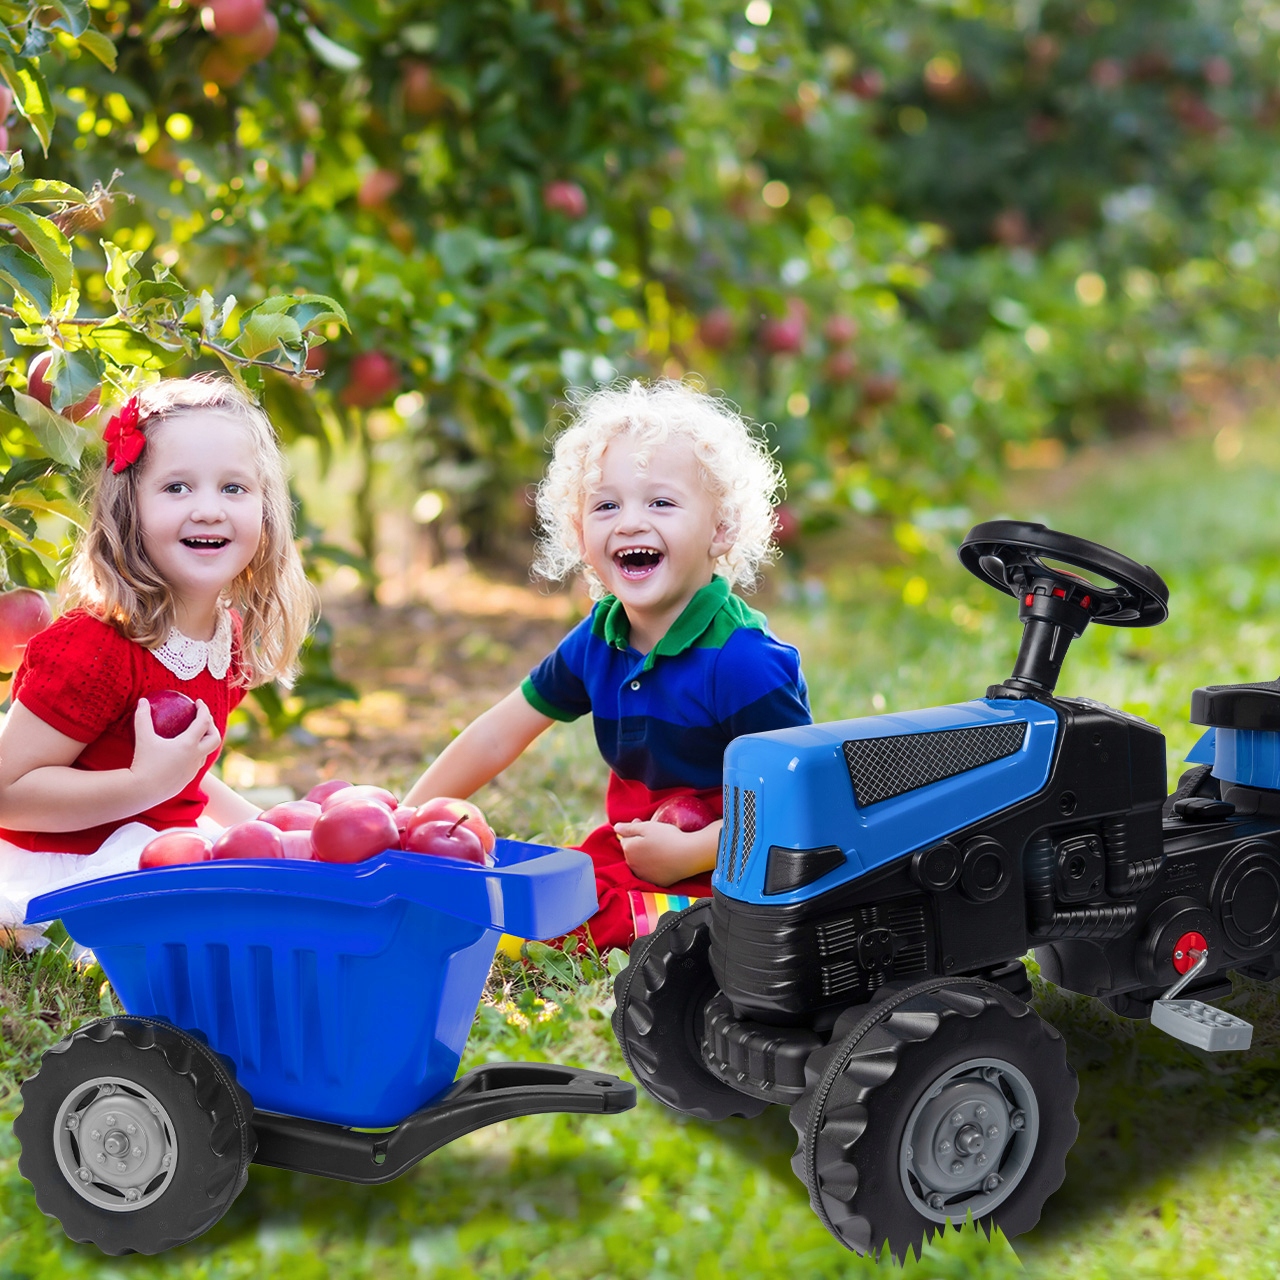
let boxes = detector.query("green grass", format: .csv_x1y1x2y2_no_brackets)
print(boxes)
7,417,1280,1276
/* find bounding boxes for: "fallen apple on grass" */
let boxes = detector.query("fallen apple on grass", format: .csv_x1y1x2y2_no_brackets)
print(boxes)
139,830,213,868
212,820,285,860
311,798,400,864
147,690,198,739
652,794,719,832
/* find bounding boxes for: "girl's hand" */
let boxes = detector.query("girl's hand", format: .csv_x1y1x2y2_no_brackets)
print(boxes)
614,818,719,887
128,698,222,806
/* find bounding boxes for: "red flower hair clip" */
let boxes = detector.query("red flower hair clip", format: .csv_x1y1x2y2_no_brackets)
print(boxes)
103,396,146,474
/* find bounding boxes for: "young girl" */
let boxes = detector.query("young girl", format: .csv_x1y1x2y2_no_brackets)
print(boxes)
0,375,317,945
404,378,811,951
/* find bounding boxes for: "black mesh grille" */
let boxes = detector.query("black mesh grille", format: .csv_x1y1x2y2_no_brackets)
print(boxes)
842,721,1028,807
719,786,758,883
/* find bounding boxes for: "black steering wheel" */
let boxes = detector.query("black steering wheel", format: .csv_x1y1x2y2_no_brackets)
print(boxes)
958,520,1169,628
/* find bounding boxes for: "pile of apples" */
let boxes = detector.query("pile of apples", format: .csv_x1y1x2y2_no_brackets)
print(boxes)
139,782,496,870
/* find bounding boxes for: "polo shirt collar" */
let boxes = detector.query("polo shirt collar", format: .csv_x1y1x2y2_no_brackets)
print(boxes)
597,576,732,670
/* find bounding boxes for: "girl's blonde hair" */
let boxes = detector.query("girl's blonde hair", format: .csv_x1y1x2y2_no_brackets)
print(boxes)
65,375,318,687
534,378,785,597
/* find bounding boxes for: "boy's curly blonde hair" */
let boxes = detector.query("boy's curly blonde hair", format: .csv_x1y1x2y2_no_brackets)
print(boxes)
533,378,785,598
65,375,318,687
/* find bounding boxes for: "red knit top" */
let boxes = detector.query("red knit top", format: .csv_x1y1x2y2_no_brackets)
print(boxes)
1,609,248,854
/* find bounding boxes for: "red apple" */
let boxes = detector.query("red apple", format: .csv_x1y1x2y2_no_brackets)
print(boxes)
823,315,859,346
340,351,401,408
542,180,588,219
357,168,401,210
0,588,52,671
199,45,247,88
408,797,496,855
312,798,400,863
392,805,416,840
200,0,266,37
305,779,352,805
846,68,885,99
139,830,214,868
773,504,802,547
279,829,314,860
0,86,12,121
824,349,859,384
321,783,398,812
652,794,719,832
760,313,805,355
403,60,447,115
147,690,198,739
0,126,8,152
222,9,278,60
861,372,900,406
259,800,322,831
403,816,490,865
25,351,100,421
698,308,735,350
212,820,285,860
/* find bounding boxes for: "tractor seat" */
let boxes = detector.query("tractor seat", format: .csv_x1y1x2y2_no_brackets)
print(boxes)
1191,680,1280,731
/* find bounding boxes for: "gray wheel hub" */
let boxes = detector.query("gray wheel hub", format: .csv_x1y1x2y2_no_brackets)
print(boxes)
53,1076,178,1212
899,1056,1039,1224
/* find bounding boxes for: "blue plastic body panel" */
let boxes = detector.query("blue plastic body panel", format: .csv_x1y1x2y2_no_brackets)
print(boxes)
714,698,1059,907
1210,727,1280,790
26,840,596,1128
1187,728,1216,765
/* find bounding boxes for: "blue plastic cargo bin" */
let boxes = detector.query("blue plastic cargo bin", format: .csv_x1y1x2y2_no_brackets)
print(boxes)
26,840,597,1128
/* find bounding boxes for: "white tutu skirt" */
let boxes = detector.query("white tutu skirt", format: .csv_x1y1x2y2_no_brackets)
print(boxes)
0,816,224,950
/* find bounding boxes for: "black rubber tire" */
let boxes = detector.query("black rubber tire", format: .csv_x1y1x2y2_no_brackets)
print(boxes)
612,899,768,1121
789,978,1077,1261
14,1016,255,1255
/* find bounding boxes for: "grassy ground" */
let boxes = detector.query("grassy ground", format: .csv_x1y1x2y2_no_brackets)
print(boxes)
5,414,1280,1276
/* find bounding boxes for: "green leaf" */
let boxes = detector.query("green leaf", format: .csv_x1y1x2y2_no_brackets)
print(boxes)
0,55,54,154
0,205,73,302
76,27,117,70
0,457,63,495
237,312,303,360
43,1,91,37
6,490,86,528
0,151,22,190
83,324,184,370
12,391,88,467
0,507,37,541
290,295,349,333
101,240,142,301
302,25,361,71
0,242,54,315
10,178,88,205
48,347,102,416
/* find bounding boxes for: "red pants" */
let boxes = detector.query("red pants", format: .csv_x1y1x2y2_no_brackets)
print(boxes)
572,774,719,953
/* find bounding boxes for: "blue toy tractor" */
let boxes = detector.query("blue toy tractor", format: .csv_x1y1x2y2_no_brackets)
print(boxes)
613,520,1271,1259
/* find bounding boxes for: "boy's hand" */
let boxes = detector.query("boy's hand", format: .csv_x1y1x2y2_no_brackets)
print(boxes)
614,818,720,886
129,698,222,806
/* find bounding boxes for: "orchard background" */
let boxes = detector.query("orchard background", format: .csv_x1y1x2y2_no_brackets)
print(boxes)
7,0,1280,1276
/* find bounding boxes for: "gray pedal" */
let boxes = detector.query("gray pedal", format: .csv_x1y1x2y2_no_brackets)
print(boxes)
1150,998,1253,1052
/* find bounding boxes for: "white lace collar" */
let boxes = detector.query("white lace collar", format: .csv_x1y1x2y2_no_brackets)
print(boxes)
150,608,232,680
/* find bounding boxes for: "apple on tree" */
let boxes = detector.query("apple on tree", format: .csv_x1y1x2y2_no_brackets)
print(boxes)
652,794,719,832
542,180,588,220
340,352,401,408
0,588,52,672
200,0,266,37
212,820,286,860
357,168,401,210
221,10,279,60
26,351,101,421
139,830,214,868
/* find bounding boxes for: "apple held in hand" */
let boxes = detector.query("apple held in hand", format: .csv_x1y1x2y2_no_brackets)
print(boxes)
408,797,496,855
321,783,399,812
312,798,400,864
139,830,213,868
305,779,352,805
652,794,719,832
147,690,198,739
212,820,285,860
0,587,52,672
404,816,490,865
259,800,322,831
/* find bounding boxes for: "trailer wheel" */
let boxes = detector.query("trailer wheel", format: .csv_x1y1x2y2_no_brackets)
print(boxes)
789,978,1076,1260
14,1016,255,1255
612,899,768,1121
